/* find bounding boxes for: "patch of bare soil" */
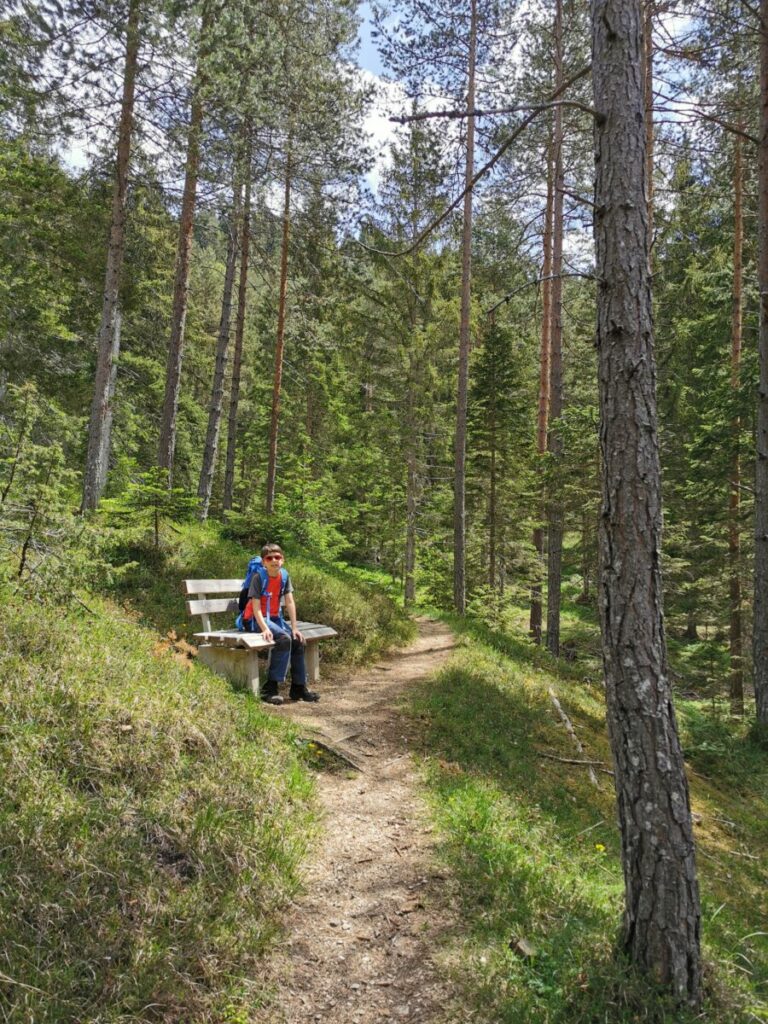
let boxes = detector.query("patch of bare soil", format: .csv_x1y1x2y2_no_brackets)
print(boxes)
261,618,461,1024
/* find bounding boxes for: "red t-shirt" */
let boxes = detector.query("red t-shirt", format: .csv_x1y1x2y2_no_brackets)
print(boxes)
244,569,291,623
259,574,283,619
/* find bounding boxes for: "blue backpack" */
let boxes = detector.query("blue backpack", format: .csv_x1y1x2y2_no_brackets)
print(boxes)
235,556,288,631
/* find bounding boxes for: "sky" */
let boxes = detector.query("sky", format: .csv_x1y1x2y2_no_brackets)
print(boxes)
356,1,386,77
355,1,402,193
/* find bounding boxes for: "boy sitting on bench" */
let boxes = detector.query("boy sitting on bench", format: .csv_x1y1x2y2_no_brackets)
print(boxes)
242,543,320,705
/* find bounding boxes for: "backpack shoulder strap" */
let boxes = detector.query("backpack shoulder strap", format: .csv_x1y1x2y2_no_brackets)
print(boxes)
242,556,263,590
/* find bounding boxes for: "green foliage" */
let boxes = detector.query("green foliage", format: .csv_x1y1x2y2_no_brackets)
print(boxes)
100,467,199,548
0,581,316,1023
680,702,768,786
0,139,103,398
245,486,348,561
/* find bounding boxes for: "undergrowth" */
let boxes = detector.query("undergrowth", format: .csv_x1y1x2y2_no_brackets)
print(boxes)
409,624,768,1024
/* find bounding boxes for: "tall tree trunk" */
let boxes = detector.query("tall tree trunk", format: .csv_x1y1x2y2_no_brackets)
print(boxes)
530,136,555,643
198,189,241,520
592,0,701,1003
81,0,140,511
157,1,212,481
223,143,252,512
755,0,768,726
97,310,122,496
489,392,497,591
404,337,420,606
643,0,654,240
1,386,32,505
405,448,417,605
453,0,477,614
266,152,292,515
546,0,565,657
730,132,744,714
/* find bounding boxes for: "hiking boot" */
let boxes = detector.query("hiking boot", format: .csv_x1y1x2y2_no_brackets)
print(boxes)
261,684,284,706
289,686,320,703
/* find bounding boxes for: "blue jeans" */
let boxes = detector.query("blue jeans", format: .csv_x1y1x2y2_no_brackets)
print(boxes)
267,617,307,687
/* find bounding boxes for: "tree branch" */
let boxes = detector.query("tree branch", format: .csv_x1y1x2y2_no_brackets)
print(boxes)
391,97,598,124
484,272,595,316
355,63,593,259
654,94,758,144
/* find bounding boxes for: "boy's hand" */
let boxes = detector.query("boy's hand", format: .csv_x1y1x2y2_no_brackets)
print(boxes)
262,628,273,643
292,627,304,643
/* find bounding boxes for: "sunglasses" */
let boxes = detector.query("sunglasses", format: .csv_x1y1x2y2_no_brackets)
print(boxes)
264,554,284,562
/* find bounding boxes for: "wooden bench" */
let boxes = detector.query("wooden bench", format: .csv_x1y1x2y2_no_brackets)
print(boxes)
184,578,337,697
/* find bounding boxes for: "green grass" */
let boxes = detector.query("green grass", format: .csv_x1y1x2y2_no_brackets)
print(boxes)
0,592,313,1022
408,623,768,1024
0,523,413,1022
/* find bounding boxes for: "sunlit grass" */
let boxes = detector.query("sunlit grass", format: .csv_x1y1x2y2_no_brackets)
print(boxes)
409,623,767,1023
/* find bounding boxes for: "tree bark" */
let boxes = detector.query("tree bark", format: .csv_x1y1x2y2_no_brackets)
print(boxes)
1,386,32,505
643,0,654,241
489,389,497,591
97,310,122,498
223,142,252,512
405,448,417,605
198,188,241,520
546,0,565,658
754,0,768,726
729,132,744,714
81,0,140,511
453,0,477,615
157,1,213,482
592,0,701,1003
530,136,555,643
266,151,292,515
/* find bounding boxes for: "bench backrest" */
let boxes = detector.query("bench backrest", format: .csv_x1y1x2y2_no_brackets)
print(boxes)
184,579,242,632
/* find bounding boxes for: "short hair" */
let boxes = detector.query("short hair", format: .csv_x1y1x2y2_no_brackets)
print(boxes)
261,542,283,558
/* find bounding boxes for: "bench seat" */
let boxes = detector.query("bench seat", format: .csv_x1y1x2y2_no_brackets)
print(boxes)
184,577,337,697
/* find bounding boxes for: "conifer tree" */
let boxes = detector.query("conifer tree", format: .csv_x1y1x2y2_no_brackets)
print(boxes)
755,0,768,726
592,0,701,1000
157,0,217,482
197,185,240,520
82,0,141,511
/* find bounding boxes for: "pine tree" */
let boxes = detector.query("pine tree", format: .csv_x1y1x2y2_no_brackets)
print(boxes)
592,0,701,1001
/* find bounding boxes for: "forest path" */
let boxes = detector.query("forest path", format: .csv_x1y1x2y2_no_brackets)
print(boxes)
263,617,462,1024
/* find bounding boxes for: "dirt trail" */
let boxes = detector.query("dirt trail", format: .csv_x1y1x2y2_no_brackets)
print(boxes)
263,618,460,1024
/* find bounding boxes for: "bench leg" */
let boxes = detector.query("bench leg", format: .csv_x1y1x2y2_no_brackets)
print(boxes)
305,641,320,685
197,645,269,699
245,651,261,698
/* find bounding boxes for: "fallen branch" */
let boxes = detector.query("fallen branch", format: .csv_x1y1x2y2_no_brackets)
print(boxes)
574,818,607,839
547,688,600,787
538,751,614,776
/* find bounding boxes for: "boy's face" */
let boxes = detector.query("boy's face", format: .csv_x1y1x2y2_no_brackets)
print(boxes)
263,551,284,577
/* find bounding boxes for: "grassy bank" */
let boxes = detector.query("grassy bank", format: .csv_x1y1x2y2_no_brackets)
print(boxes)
0,523,412,1022
409,618,768,1023
109,522,414,664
